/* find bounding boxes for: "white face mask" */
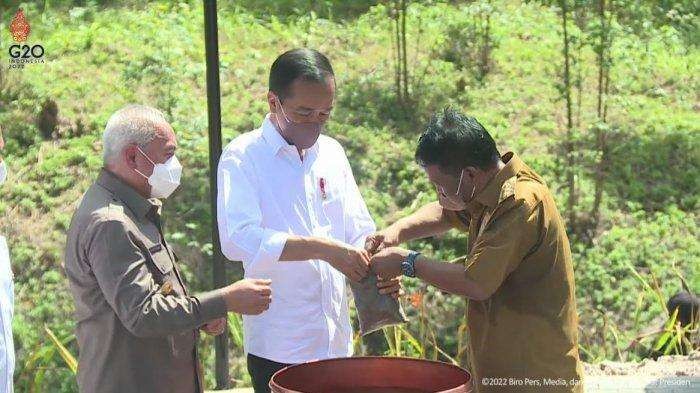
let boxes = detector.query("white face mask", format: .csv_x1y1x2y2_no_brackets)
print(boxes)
274,99,325,150
134,147,182,199
0,160,6,186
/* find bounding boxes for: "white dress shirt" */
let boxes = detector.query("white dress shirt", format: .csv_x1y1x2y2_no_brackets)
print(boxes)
217,114,376,364
0,235,14,393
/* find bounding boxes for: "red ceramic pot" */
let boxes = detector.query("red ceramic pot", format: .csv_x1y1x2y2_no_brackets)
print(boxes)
270,356,472,393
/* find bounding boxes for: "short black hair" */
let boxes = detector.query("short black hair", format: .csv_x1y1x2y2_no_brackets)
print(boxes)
269,48,335,100
415,107,500,172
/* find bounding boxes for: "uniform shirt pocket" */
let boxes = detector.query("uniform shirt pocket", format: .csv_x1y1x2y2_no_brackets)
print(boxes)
146,244,174,277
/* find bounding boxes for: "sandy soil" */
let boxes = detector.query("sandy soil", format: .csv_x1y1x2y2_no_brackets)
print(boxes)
583,350,700,377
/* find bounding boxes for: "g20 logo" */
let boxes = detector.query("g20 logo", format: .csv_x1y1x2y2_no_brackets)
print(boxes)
8,44,44,59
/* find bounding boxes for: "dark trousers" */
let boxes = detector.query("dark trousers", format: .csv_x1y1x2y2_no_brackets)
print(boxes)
247,353,293,393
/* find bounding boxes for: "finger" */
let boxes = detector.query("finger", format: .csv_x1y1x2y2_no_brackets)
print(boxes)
360,262,370,275
360,250,371,263
254,279,272,285
359,253,371,267
365,235,382,252
355,260,369,276
258,286,272,296
392,289,405,299
359,251,370,265
378,284,401,295
377,275,400,283
364,237,375,252
377,283,399,292
376,279,395,289
357,264,369,278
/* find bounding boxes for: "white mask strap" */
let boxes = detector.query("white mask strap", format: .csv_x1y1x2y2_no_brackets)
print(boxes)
133,146,156,180
136,146,156,166
455,169,465,196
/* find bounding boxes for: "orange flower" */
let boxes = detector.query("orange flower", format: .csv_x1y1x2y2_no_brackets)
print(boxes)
409,291,423,308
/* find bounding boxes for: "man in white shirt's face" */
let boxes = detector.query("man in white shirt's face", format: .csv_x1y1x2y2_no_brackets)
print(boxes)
216,48,400,393
267,76,334,156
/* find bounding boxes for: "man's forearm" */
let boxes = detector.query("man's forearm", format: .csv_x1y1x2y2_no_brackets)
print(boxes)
390,201,456,244
414,255,488,300
279,235,335,261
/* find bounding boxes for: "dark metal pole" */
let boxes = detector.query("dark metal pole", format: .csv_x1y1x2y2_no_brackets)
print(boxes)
203,0,229,389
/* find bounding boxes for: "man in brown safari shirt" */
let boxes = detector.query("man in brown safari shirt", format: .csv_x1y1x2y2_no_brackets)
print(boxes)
369,108,583,392
64,105,273,393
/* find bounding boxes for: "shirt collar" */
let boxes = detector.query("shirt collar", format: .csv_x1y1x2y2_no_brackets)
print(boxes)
468,152,524,210
96,168,160,219
262,114,289,155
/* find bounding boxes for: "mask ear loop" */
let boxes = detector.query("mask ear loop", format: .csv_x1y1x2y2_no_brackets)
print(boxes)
455,169,477,204
455,169,465,196
133,145,155,180
274,96,293,127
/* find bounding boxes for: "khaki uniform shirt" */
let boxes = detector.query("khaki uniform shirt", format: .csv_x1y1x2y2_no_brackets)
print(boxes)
448,153,583,392
64,169,227,393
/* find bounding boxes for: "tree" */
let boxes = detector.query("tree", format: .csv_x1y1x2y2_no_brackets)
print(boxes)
559,0,577,233
589,0,614,235
391,0,410,104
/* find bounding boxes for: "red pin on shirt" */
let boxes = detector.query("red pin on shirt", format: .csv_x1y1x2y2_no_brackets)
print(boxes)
319,177,327,200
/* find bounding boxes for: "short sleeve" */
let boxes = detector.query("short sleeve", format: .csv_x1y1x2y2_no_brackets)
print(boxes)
464,199,541,298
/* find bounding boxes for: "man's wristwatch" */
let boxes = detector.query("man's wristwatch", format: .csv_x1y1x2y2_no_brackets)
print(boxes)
401,251,421,278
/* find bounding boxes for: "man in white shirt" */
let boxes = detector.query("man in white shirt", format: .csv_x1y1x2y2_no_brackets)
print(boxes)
217,48,400,392
0,126,14,393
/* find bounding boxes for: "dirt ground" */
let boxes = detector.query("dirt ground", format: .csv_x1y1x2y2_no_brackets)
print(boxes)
583,350,700,377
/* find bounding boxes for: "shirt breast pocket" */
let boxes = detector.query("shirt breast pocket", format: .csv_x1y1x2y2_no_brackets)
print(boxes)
146,245,174,279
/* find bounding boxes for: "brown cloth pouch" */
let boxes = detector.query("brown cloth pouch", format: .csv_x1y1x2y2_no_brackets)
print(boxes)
350,275,408,335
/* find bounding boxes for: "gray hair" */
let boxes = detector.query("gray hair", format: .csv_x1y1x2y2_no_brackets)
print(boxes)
102,104,169,164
